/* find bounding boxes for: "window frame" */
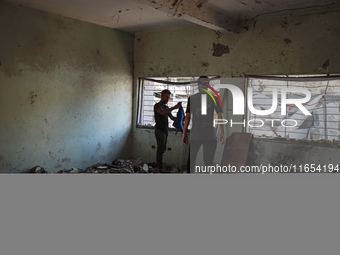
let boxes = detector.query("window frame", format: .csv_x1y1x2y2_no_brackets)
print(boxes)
244,74,340,143
136,76,220,130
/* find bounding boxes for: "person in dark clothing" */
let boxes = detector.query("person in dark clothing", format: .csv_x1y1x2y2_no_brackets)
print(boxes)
154,89,180,171
182,76,225,173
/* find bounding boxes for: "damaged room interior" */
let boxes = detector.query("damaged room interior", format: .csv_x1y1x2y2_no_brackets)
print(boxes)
1,0,340,173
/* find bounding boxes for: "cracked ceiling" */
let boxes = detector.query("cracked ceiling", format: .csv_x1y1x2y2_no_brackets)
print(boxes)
5,0,340,33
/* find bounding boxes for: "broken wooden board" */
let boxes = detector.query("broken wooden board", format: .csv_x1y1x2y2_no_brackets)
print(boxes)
221,132,253,172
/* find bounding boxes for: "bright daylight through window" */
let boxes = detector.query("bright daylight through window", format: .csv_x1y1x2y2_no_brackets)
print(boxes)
246,75,340,142
137,76,220,129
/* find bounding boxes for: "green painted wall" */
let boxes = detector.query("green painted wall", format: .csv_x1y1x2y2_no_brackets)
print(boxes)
133,9,340,167
0,2,134,172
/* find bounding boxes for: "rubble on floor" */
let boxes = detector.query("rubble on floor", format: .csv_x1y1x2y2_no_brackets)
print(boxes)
26,159,184,174
28,166,47,173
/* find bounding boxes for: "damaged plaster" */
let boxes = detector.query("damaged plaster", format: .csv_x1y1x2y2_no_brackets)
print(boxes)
0,2,134,172
212,43,230,57
133,9,340,165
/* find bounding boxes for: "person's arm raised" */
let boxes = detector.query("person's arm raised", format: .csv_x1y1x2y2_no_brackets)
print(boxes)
156,103,180,115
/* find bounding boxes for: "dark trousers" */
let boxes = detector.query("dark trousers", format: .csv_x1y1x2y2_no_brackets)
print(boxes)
155,129,168,168
187,138,217,173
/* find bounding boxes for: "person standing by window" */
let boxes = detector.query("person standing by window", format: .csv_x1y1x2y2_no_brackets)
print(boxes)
182,76,225,173
154,89,180,172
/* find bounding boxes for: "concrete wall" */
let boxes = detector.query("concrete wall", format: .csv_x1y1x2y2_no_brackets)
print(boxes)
0,2,134,172
248,137,340,169
132,9,340,167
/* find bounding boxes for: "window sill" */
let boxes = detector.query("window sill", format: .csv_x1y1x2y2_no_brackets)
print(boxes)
253,136,340,149
136,124,190,133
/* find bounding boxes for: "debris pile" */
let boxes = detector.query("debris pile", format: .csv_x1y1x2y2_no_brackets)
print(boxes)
26,159,183,174
28,166,47,173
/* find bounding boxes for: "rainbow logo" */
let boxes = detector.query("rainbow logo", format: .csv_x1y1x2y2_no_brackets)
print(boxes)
198,82,223,107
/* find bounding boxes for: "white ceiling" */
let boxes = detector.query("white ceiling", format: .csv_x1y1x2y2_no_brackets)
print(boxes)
5,0,340,33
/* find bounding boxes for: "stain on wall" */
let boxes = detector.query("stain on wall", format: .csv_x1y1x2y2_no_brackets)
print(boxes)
132,9,340,166
29,91,38,105
134,10,340,78
322,59,330,69
0,2,134,172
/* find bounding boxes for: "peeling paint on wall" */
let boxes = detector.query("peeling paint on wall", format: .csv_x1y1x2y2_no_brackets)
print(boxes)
212,43,230,57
